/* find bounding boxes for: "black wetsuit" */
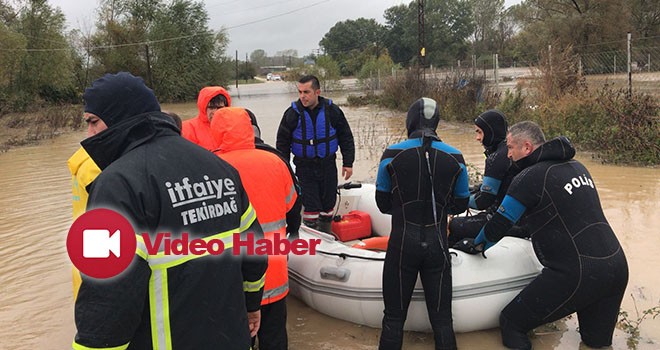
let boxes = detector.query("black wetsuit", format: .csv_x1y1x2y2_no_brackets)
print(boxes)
449,110,522,246
478,137,628,349
375,98,469,350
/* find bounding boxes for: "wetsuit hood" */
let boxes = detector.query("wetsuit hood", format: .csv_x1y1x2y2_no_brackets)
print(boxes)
514,136,576,170
475,109,507,152
196,86,232,124
83,72,161,127
406,97,440,138
210,107,255,153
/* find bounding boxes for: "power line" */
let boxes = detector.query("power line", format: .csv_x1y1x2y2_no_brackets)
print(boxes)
0,0,332,52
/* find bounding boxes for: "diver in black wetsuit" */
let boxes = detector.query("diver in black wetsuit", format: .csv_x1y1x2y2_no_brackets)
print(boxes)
375,97,470,350
448,110,515,246
463,121,629,349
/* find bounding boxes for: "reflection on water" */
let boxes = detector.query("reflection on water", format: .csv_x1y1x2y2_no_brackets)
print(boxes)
0,87,658,349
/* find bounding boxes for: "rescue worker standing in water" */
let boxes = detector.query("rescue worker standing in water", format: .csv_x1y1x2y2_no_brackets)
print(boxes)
375,97,470,350
182,86,231,150
465,121,628,349
74,72,267,350
211,107,299,350
448,110,522,246
276,75,355,233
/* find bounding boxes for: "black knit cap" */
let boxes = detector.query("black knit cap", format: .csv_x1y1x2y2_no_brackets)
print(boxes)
83,72,161,127
474,109,507,148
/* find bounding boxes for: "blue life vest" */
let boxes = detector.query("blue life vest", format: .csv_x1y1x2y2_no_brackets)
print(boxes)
291,99,338,158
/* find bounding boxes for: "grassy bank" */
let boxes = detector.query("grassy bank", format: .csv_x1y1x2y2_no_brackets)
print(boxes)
0,105,83,152
350,69,659,166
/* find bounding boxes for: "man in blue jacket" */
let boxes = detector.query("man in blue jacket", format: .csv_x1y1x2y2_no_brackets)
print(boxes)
276,75,355,233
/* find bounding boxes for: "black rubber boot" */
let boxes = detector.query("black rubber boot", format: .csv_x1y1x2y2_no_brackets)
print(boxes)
500,313,532,350
303,219,318,229
317,219,333,234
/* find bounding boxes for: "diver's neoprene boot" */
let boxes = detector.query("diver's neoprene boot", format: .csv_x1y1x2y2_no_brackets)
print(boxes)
500,314,532,350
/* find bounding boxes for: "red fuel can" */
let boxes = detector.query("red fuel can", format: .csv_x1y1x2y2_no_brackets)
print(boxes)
332,210,372,241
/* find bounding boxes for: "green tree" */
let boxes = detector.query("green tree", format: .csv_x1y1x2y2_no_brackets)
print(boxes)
383,4,416,66
512,0,632,58
13,0,77,104
319,18,386,75
631,0,660,38
250,49,268,69
382,0,474,68
358,51,395,90
149,0,229,101
89,0,161,80
469,0,505,55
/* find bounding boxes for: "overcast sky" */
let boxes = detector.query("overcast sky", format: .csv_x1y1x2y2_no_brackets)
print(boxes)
49,0,521,58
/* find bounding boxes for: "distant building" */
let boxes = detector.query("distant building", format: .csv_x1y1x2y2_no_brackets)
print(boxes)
260,65,287,75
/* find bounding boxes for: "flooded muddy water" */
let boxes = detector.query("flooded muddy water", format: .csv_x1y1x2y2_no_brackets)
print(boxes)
0,81,658,349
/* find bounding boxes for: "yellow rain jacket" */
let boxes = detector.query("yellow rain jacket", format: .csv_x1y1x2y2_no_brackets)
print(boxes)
66,146,101,299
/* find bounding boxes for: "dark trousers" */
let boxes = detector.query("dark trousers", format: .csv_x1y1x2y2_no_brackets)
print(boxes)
500,248,628,349
379,228,456,350
295,159,338,215
252,297,288,350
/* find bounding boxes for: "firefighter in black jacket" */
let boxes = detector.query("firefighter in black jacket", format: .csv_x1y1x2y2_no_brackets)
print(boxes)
74,72,267,350
276,75,355,233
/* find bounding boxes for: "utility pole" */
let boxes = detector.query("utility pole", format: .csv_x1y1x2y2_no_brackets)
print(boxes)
145,44,153,88
418,0,426,77
627,32,632,98
235,50,239,89
245,53,249,83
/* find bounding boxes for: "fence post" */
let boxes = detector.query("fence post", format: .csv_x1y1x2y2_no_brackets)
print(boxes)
377,69,381,91
649,54,651,73
614,56,617,74
578,56,583,76
627,32,632,98
494,53,499,94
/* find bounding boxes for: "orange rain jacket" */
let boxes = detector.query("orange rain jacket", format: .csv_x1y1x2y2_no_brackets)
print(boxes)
211,107,297,305
182,86,232,150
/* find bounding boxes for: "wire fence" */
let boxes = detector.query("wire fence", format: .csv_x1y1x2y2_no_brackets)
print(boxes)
357,35,660,97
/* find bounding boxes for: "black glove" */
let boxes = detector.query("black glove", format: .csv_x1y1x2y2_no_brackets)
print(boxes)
452,238,486,257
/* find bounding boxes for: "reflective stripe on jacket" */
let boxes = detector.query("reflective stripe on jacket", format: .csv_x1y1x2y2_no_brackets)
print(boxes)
211,107,298,305
291,99,338,158
75,113,266,350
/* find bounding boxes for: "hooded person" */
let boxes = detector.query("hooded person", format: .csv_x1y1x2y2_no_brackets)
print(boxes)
466,121,628,350
210,107,299,350
181,86,232,149
74,72,267,350
375,97,470,350
448,109,523,246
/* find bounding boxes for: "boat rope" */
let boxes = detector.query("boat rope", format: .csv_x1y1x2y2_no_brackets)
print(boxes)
315,249,386,262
